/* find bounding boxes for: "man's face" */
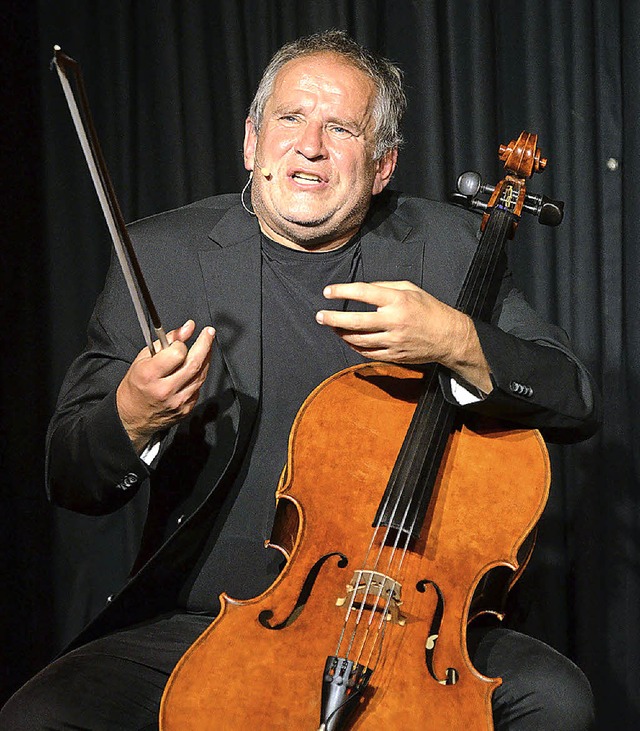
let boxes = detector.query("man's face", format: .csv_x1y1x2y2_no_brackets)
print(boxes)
243,53,397,251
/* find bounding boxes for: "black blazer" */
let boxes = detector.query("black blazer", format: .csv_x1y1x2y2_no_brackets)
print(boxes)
46,190,599,650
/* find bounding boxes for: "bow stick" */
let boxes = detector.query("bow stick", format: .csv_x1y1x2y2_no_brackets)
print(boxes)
51,45,168,356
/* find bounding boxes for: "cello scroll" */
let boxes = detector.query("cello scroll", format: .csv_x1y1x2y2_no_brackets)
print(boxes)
452,131,564,233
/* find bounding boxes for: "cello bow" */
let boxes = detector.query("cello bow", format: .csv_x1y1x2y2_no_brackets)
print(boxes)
51,46,168,356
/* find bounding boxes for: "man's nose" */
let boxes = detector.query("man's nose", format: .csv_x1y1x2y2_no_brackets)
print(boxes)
295,121,327,159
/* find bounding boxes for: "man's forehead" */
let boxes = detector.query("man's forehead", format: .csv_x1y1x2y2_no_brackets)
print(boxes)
269,52,376,104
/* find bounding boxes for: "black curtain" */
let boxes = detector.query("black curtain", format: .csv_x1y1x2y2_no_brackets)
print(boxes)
2,1,638,728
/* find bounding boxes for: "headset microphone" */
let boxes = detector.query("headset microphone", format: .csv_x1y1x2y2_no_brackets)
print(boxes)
254,160,271,179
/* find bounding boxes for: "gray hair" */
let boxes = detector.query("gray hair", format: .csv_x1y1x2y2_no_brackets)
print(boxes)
248,30,406,159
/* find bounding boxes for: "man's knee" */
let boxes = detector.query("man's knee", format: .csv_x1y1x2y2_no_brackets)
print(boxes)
469,626,595,730
501,646,595,730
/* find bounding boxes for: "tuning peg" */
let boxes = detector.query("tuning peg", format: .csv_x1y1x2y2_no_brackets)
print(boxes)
523,194,564,227
456,171,483,197
452,171,495,214
538,197,564,226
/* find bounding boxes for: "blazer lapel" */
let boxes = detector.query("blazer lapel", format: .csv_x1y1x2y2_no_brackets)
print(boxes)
198,205,262,406
359,205,423,286
359,194,479,307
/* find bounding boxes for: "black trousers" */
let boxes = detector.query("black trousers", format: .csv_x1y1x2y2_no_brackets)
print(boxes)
0,613,594,730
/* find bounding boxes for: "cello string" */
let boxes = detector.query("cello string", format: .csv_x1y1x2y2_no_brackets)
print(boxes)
339,176,530,677
361,212,515,656
335,383,440,655
341,367,447,661
337,413,434,660
462,204,515,317
376,209,512,595
336,201,516,668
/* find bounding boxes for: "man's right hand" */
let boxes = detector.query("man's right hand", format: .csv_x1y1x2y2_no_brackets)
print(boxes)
116,320,216,454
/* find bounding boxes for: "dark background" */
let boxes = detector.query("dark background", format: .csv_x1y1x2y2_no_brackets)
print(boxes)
2,1,638,728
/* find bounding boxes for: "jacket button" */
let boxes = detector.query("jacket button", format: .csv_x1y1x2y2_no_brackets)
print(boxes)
116,473,138,491
509,381,533,398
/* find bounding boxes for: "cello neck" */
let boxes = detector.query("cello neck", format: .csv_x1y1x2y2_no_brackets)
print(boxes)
372,205,512,541
374,132,548,542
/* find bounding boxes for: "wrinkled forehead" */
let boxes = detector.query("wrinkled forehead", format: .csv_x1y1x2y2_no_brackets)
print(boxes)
267,52,378,122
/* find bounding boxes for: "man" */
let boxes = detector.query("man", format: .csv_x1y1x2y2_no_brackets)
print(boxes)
1,30,598,729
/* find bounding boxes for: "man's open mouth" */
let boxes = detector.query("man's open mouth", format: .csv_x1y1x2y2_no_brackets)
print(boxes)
291,171,326,183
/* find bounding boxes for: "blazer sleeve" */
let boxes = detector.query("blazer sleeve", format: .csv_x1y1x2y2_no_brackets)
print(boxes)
441,279,600,443
45,254,157,515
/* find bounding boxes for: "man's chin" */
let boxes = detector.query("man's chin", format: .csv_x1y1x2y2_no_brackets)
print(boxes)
280,205,336,228
262,219,359,250
273,210,338,238
255,199,366,248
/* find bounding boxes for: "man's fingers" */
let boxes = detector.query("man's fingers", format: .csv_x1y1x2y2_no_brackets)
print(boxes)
181,326,216,382
322,282,391,308
315,309,382,332
129,323,215,390
117,323,215,450
369,280,420,291
130,320,194,365
167,319,196,345
322,280,418,307
130,340,188,377
163,326,216,391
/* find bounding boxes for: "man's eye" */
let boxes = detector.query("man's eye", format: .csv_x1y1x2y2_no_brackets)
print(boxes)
329,125,352,137
280,115,300,124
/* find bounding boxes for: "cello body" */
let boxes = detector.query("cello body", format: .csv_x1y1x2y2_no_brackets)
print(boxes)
160,362,550,730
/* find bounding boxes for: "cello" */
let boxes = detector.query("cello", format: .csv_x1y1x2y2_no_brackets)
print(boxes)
159,131,564,730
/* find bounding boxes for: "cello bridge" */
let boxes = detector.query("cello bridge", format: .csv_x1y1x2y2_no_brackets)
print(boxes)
336,570,406,626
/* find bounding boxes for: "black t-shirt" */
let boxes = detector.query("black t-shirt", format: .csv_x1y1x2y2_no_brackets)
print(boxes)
179,235,365,612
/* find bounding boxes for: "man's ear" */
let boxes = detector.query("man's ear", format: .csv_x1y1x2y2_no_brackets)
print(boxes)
372,147,398,195
243,118,258,172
